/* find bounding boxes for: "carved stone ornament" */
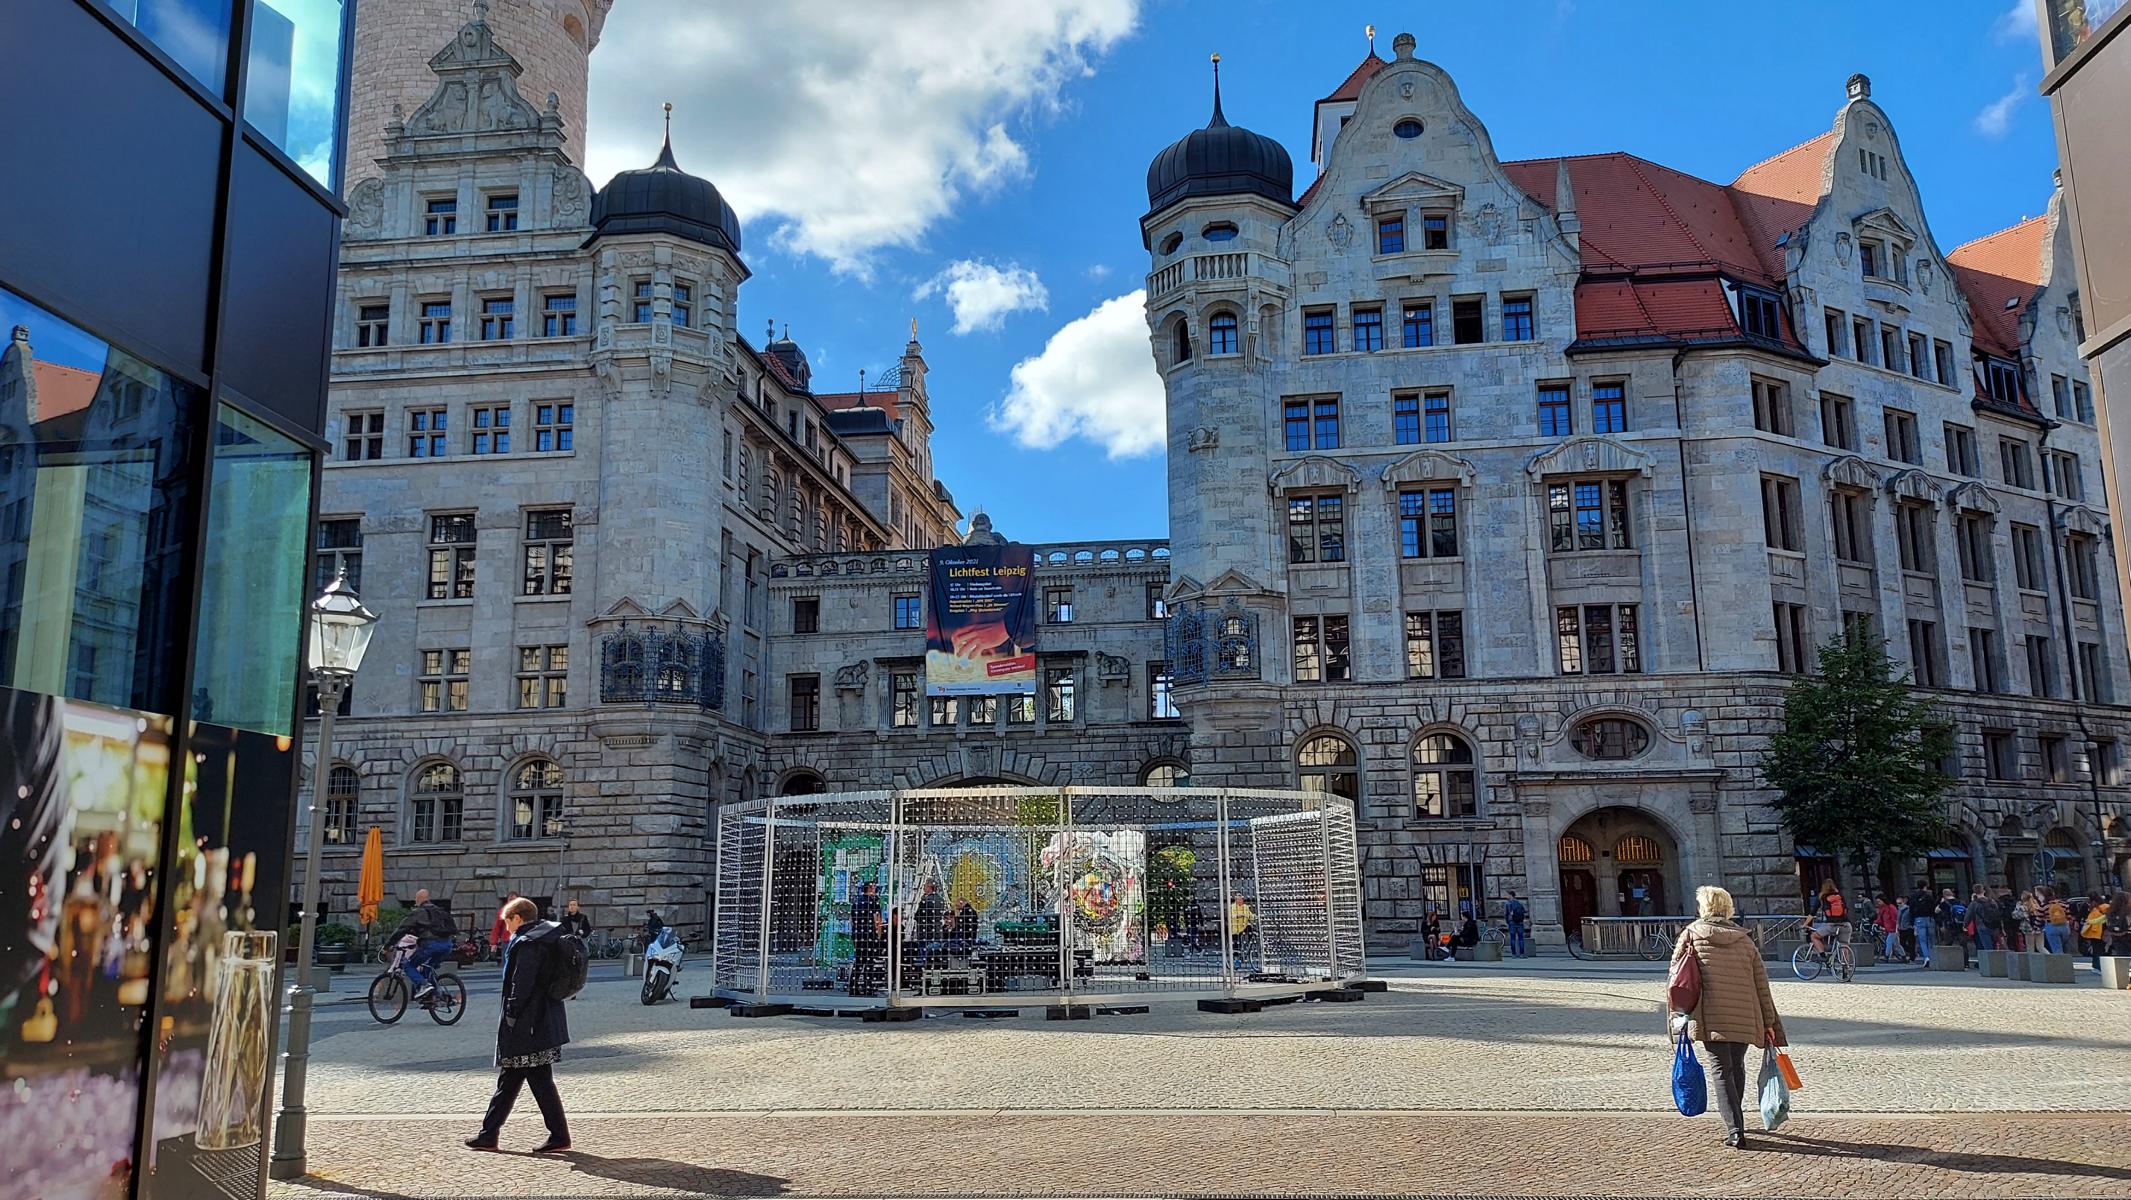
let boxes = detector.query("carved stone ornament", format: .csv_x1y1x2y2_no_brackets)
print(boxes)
834,661,869,691
1835,231,1853,266
1689,791,1719,815
1399,80,1415,99
345,178,384,237
1381,448,1478,489
1187,425,1220,453
1096,652,1132,683
1822,454,1883,491
1525,435,1654,479
618,250,654,269
1270,454,1363,495
403,13,542,138
1476,202,1505,245
1916,259,1933,294
1949,480,2000,515
2057,504,2110,537
1327,213,1354,253
1885,468,1943,505
552,167,587,220
2057,306,2072,336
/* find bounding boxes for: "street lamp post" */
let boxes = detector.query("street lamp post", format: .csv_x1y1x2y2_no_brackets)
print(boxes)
269,570,378,1181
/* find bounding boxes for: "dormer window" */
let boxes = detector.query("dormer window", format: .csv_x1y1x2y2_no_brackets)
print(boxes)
1738,287,1783,339
1977,354,2022,406
1202,222,1238,243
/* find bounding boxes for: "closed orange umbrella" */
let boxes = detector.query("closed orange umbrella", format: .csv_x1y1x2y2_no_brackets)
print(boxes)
357,826,385,927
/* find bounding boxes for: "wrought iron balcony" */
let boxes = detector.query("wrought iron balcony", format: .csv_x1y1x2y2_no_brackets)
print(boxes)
599,622,726,710
1166,598,1261,686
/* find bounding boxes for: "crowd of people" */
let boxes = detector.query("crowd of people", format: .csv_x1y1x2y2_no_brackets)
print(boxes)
1866,881,2129,967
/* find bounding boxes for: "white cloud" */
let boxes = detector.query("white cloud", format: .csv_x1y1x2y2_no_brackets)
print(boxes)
1974,75,2031,138
1084,264,1114,280
587,1,1140,274
1992,0,2037,42
990,291,1164,458
916,260,1050,334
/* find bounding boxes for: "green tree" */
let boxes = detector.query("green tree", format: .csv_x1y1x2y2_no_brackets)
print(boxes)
1759,632,1954,888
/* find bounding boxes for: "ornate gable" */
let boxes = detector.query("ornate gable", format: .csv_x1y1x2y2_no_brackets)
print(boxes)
1885,468,1943,504
1822,454,1882,490
2058,504,2110,537
1948,480,1999,515
1525,435,1653,479
1269,455,1362,494
1381,448,1477,489
399,6,548,139
1359,171,1466,214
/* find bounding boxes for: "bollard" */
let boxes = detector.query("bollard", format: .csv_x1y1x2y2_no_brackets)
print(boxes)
1978,948,2010,978
2099,957,2131,990
2025,953,2075,984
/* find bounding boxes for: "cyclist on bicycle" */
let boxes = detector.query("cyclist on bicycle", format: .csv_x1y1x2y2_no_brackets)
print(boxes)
1807,879,1849,955
394,888,459,1000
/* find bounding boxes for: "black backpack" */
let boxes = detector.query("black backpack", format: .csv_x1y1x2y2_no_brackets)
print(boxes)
546,927,589,1000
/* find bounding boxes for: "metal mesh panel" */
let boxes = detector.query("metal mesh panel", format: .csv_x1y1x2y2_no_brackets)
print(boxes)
1325,800,1366,978
712,798,768,997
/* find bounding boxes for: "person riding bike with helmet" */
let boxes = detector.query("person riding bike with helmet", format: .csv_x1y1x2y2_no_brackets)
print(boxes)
394,888,460,1001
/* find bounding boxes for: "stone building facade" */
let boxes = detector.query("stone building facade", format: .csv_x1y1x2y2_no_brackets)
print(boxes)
298,14,2131,950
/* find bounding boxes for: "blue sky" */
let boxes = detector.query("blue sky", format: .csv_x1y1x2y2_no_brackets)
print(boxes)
588,1,2059,546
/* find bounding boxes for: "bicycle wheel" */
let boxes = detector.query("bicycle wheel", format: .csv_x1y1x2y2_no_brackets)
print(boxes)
367,972,409,1024
1834,942,1856,983
427,974,468,1025
1640,932,1669,961
1791,944,1823,981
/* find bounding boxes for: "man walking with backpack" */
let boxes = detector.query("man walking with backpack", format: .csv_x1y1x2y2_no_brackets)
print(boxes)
1503,891,1530,958
467,897,575,1153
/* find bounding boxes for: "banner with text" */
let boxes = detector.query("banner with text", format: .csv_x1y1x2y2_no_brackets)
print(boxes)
925,544,1038,696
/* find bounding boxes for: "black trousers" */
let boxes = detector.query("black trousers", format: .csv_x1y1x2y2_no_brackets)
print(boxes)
1703,1040,1750,1138
481,1063,567,1138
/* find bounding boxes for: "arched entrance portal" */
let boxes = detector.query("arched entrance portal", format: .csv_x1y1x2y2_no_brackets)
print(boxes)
1557,807,1681,919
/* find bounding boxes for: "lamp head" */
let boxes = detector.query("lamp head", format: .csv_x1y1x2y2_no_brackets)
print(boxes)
307,568,380,677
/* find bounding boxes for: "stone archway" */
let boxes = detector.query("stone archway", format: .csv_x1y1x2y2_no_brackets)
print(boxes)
1518,777,1718,947
1558,806,1683,921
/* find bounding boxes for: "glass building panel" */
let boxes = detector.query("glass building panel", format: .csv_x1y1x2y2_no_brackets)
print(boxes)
0,286,202,714
191,405,312,735
242,0,350,188
112,0,235,97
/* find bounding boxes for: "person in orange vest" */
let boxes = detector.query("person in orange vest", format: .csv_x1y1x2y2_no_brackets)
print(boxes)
1807,879,1848,956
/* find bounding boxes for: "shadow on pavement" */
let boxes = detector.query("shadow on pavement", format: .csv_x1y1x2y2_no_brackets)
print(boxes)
558,1151,791,1196
1765,1132,2131,1183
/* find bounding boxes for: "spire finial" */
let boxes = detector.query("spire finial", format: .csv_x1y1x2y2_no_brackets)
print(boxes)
910,316,919,341
782,322,790,341
654,102,678,169
473,0,488,19
1366,24,1376,54
766,318,775,344
1209,53,1226,127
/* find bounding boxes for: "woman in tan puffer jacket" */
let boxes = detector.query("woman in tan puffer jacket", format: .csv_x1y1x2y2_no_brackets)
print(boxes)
1670,885,1787,1148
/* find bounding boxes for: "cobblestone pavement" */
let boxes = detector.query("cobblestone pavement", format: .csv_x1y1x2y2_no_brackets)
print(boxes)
296,960,2131,1116
272,1111,2131,1199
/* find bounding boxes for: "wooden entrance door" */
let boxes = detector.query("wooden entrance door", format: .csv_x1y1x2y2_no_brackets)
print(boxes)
1560,869,1597,937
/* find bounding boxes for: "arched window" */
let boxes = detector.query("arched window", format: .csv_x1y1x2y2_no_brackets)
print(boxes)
1296,734,1359,800
1614,835,1664,866
1140,761,1189,788
1570,717,1651,760
325,762,359,845
1557,835,1594,864
1412,732,1476,818
1208,312,1238,355
1158,231,1183,255
780,770,826,796
1202,222,1238,242
1394,118,1424,139
408,761,464,844
507,758,565,840
1171,316,1192,364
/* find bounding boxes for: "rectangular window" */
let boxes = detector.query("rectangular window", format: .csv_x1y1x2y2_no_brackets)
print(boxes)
1501,295,1534,341
1393,392,1422,445
891,672,918,727
1934,340,1955,386
1045,666,1077,721
2047,451,2084,501
792,595,819,634
2095,739,2122,786
1970,629,2003,693
1907,619,1942,687
541,292,577,337
1284,399,1311,451
356,303,389,347
1352,306,1384,352
521,509,573,596
894,593,921,629
1761,474,1803,552
426,513,476,600
1376,216,1405,254
1880,326,1903,373
2026,635,2057,698
408,407,448,457
1288,493,1346,564
1547,478,1633,551
1859,240,1880,278
672,281,694,327
342,410,384,460
1819,392,1854,449
967,696,998,725
516,644,569,709
2066,532,2100,600
1397,487,1459,559
788,675,820,731
1538,384,1572,437
2074,380,2093,422
419,648,471,712
2012,523,2045,590
1149,663,1180,719
1404,610,1466,680
1402,302,1434,347
1883,407,1919,463
1740,289,1783,339
2080,642,2107,703
1830,490,1872,564
1945,423,1978,476
1591,381,1626,433
1842,609,1875,646
1314,397,1341,448
470,404,510,454
1303,309,1335,355
1908,332,1929,379
1983,730,2016,780
1046,587,1076,623
2041,735,2071,783
1895,501,1934,573
485,193,518,232
1824,307,1846,357
1290,614,1350,684
1147,582,1168,620
631,278,655,323
424,197,457,236
1007,693,1036,724
1980,356,2022,405
1999,438,2034,488
534,402,573,451
1773,601,1810,674
1852,316,1874,364
1423,391,1452,443
1751,376,1792,435
1955,513,1994,585
1556,604,1642,674
1208,314,1237,354
1422,212,1449,249
418,299,452,344
1451,297,1485,344
929,695,960,727
316,517,364,595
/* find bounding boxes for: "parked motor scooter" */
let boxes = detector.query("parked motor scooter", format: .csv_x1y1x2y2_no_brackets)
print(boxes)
641,925,683,1004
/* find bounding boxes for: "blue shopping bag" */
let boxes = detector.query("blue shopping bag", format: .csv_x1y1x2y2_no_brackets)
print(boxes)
1671,1031,1707,1116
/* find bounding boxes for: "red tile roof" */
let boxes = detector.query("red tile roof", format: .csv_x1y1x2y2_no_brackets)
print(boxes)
1321,54,1385,103
1728,131,1837,277
31,361,101,423
814,389,900,422
1947,215,2047,360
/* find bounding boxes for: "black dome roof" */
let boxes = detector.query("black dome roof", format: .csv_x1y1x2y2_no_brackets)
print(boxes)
1146,70,1293,215
593,134,743,254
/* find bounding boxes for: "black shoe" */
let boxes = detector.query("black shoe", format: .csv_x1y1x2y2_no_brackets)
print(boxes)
1723,1131,1745,1149
531,1135,572,1154
464,1133,499,1151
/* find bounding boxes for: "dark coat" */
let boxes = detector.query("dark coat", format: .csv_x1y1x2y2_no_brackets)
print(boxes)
497,921,570,1061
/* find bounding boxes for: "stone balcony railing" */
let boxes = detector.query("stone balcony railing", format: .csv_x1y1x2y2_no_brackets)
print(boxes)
1146,252,1257,302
